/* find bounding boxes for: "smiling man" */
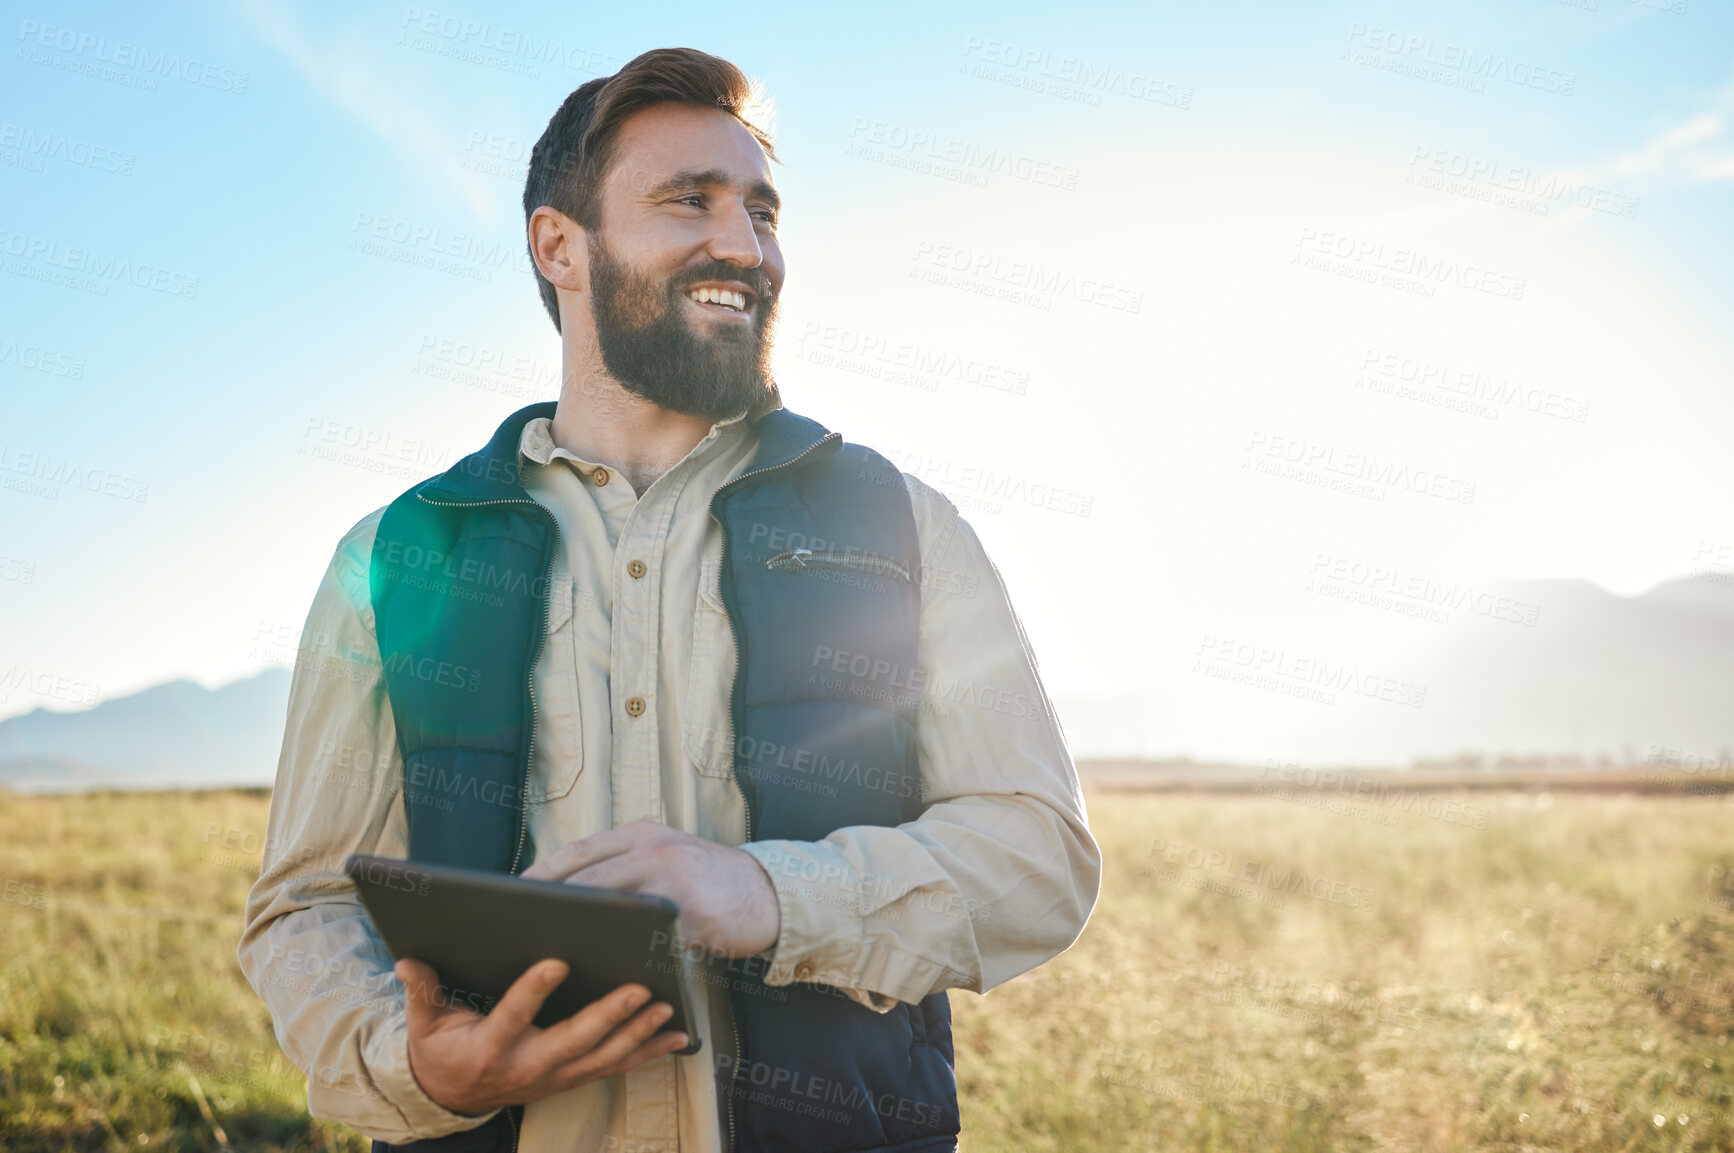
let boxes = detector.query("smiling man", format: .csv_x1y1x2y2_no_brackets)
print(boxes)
240,47,1099,1153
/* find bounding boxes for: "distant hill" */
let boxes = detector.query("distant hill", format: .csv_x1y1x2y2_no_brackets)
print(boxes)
5,574,1733,792
1062,574,1734,767
1396,575,1734,763
0,670,290,793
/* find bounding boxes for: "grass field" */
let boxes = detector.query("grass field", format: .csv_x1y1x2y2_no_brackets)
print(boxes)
1,786,1730,1151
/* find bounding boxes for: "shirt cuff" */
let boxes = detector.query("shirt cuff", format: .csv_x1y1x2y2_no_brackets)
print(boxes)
362,1010,502,1138
739,839,967,1013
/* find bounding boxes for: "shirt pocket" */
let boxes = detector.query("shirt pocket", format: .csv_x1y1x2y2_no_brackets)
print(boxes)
682,557,736,779
527,574,585,802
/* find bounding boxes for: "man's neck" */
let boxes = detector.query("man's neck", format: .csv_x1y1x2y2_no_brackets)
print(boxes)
549,363,718,496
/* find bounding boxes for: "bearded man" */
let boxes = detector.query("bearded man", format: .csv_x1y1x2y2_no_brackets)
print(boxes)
240,46,1100,1153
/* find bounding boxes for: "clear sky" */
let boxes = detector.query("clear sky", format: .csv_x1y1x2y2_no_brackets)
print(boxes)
2,0,1731,761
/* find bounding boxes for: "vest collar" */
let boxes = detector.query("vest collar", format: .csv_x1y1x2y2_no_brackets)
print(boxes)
416,398,839,505
418,401,557,504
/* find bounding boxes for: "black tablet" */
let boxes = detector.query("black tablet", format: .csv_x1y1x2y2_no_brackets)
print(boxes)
345,854,702,1055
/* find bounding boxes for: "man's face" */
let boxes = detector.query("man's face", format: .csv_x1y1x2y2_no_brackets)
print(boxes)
584,102,785,422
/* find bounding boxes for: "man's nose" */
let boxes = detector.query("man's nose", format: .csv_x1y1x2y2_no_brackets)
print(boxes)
706,202,763,269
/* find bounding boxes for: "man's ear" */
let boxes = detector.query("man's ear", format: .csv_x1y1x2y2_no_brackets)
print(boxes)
528,206,589,296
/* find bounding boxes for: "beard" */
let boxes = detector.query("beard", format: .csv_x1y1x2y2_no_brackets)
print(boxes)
585,234,778,422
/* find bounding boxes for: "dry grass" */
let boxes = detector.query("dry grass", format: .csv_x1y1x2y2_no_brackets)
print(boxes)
956,789,1734,1151
1,787,1730,1150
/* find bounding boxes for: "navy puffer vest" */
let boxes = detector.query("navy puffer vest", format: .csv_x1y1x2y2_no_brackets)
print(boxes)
367,402,960,1153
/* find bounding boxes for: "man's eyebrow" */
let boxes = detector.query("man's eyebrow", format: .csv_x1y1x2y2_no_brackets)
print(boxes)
646,168,781,212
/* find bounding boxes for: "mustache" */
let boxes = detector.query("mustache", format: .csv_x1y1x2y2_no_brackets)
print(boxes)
672,261,774,304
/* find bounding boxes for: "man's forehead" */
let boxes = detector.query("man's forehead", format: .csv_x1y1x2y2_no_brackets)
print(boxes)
609,102,775,195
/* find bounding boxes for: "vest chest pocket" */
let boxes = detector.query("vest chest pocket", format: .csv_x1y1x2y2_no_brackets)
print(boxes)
762,548,913,586
526,574,584,802
682,557,736,779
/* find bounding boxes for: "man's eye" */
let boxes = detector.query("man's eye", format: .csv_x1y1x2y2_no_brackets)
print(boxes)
752,210,777,225
675,194,705,208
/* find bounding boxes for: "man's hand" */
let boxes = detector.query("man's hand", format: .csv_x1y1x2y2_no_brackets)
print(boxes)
396,957,688,1117
521,820,781,957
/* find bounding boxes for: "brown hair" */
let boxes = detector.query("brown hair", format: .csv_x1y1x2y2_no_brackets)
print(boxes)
522,47,777,331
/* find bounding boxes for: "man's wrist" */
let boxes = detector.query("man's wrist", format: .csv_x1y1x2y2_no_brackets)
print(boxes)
738,844,784,958
372,1012,500,1135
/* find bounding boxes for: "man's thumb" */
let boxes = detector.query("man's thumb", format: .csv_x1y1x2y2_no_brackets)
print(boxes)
397,958,442,1027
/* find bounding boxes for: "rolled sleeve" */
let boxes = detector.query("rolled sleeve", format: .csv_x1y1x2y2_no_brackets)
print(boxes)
738,476,1101,1008
237,509,497,1143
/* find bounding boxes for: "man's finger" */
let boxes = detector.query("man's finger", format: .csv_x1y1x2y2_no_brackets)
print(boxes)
527,982,657,1068
396,958,448,1035
481,959,571,1042
560,850,665,897
557,1000,674,1075
521,821,661,882
548,1011,687,1089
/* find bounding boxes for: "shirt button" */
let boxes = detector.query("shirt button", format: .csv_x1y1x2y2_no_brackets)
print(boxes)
794,962,816,982
627,559,647,580
624,695,646,718
592,468,609,487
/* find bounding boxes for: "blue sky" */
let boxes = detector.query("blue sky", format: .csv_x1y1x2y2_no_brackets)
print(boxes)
3,0,1731,760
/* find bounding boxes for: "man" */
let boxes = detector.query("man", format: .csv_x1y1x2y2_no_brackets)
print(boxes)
240,46,1099,1153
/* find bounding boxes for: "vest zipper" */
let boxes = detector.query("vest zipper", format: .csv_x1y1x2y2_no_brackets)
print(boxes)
708,429,841,1153
762,547,912,585
413,493,560,878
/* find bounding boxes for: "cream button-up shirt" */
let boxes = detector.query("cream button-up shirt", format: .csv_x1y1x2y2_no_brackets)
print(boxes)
239,395,1101,1152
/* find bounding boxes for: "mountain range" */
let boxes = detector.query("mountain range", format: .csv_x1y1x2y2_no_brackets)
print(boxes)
2,575,1731,791
0,669,291,792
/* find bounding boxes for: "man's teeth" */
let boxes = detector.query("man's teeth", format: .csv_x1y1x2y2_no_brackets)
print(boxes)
688,287,747,311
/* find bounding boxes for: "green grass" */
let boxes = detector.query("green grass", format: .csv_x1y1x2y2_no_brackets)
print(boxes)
1,787,1730,1150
